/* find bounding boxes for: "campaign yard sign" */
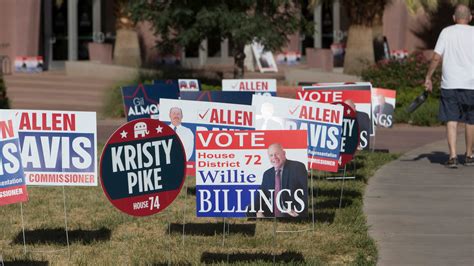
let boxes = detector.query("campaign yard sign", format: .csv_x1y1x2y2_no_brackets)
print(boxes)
0,114,28,206
333,102,359,167
252,95,343,172
0,110,98,186
122,83,180,121
14,56,44,73
222,79,277,96
196,130,308,218
180,91,255,105
298,82,373,150
372,88,396,128
100,119,186,216
154,79,201,92
159,99,255,176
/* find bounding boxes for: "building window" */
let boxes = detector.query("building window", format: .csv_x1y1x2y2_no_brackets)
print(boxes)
185,39,200,57
207,35,221,57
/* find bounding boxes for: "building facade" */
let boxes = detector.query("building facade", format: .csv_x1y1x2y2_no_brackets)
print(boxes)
0,0,459,72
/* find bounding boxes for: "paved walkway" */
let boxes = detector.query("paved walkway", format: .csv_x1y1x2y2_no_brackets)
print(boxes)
365,132,474,265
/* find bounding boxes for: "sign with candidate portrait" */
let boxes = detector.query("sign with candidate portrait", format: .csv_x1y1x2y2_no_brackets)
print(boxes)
0,113,28,206
122,83,180,121
196,130,308,218
222,79,277,96
100,119,186,216
298,82,373,150
0,110,98,186
154,79,201,92
252,42,278,73
252,95,344,172
159,99,256,176
372,88,396,128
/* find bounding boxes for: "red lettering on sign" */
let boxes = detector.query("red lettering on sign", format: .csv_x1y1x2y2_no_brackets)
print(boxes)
19,113,76,131
239,81,268,91
0,120,14,139
209,109,252,126
299,106,340,124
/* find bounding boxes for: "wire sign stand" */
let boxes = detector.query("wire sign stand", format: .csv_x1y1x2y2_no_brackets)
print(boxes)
18,186,71,258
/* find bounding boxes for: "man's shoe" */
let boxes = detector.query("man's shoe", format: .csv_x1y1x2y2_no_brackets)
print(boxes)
445,157,458,168
464,154,474,166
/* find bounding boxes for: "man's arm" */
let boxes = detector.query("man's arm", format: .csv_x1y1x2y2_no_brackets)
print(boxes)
424,53,442,93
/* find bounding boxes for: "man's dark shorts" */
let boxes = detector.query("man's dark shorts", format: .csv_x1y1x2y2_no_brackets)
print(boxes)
439,89,474,125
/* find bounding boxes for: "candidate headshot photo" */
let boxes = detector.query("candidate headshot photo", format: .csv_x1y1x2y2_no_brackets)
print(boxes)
373,94,395,118
169,107,194,161
255,143,308,218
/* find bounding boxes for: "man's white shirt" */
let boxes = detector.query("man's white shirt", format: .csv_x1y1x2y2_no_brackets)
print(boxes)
434,24,474,90
172,124,194,161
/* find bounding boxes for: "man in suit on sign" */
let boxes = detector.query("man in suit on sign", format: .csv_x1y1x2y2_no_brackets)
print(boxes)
256,143,308,218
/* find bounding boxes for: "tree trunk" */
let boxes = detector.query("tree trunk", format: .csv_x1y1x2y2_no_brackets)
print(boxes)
233,45,246,79
372,13,386,62
0,73,10,108
114,29,142,67
343,25,374,75
372,14,384,41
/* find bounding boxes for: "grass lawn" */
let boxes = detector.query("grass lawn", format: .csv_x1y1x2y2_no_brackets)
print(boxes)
0,151,397,265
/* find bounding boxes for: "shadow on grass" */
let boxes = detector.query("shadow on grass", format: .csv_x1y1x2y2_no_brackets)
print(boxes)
187,186,196,196
403,151,448,165
3,261,48,266
151,262,191,266
201,251,304,264
12,227,111,245
169,223,256,236
317,198,353,209
311,187,362,199
262,211,335,224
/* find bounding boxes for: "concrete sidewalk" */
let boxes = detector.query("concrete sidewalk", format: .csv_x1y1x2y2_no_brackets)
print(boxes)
364,134,474,265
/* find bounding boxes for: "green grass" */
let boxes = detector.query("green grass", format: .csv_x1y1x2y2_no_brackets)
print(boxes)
0,151,397,265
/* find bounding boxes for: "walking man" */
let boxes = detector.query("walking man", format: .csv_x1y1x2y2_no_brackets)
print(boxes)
425,4,474,168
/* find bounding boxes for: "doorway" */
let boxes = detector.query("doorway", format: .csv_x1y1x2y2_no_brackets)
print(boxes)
45,0,97,69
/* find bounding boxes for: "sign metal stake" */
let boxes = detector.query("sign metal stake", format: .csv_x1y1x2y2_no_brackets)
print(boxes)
62,186,71,258
20,202,27,255
339,165,347,208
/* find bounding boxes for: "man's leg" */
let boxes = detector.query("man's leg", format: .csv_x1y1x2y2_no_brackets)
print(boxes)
466,124,473,157
447,121,458,158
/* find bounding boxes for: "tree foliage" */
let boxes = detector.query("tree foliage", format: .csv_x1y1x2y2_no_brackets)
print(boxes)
129,0,312,77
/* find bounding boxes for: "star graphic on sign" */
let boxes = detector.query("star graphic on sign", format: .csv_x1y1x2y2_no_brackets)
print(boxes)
346,108,353,115
120,130,128,138
156,126,163,133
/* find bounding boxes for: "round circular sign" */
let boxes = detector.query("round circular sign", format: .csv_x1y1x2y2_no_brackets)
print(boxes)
100,118,186,216
332,102,360,167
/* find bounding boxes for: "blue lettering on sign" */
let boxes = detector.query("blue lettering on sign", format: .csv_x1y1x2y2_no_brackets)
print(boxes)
196,185,260,217
122,84,180,121
0,139,24,185
285,119,342,159
18,132,95,172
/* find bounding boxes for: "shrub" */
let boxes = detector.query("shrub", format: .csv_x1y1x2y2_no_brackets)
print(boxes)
362,51,443,126
394,97,440,126
102,81,129,118
0,74,10,109
361,51,441,98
